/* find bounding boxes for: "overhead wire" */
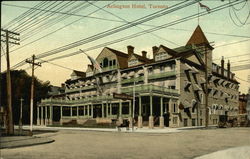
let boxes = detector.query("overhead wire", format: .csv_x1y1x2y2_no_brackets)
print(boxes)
86,1,180,47
20,1,87,40
42,0,246,63
4,1,249,56
36,0,198,59
2,1,48,29
10,0,246,70
9,1,113,54
17,1,75,34
10,1,60,32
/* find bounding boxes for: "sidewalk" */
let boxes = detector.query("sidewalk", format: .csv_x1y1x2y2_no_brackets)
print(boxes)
195,146,250,159
0,136,54,149
19,125,214,133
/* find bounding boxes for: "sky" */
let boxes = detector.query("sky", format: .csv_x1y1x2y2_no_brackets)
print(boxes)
1,0,250,93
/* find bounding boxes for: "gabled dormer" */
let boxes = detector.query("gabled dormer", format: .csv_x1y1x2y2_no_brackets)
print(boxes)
71,70,86,80
127,45,152,67
154,45,178,61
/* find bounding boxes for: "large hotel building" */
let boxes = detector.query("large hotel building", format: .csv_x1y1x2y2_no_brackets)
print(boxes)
37,26,240,128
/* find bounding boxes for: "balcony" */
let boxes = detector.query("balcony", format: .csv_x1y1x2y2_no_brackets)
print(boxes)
148,71,176,80
121,84,178,95
65,85,96,93
121,76,144,84
40,95,113,106
102,65,117,72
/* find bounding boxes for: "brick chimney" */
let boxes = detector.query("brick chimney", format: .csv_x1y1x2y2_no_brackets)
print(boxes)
152,46,158,60
127,45,134,57
221,56,224,76
227,60,230,79
142,51,147,58
61,83,65,89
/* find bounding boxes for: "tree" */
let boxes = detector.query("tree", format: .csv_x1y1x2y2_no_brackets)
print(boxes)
1,70,51,125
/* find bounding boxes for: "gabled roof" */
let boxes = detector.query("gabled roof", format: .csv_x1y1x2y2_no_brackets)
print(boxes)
159,45,179,56
132,53,152,63
106,47,128,69
186,25,209,46
106,47,128,58
72,70,86,77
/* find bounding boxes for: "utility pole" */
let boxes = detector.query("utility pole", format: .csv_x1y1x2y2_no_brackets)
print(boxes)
204,45,209,128
1,29,20,135
26,55,41,135
19,98,24,135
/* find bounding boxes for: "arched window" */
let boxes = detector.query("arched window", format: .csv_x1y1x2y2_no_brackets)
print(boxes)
103,58,109,67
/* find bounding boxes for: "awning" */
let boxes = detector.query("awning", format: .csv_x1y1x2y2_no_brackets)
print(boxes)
121,73,127,78
191,66,199,74
137,69,144,75
184,63,193,71
85,80,90,85
200,77,206,84
128,71,135,77
184,81,191,89
193,84,202,91
183,100,191,108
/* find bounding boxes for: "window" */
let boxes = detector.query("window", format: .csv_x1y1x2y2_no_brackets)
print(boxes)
113,59,116,66
184,118,188,127
103,58,109,67
173,117,178,124
173,103,176,113
109,60,112,66
192,119,196,126
160,65,164,72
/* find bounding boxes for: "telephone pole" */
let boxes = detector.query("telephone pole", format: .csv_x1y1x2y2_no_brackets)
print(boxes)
204,45,209,128
26,55,41,135
19,98,24,135
1,29,20,135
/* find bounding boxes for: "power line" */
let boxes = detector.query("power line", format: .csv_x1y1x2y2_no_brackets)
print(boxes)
213,53,250,61
10,1,60,32
215,39,250,48
36,1,198,59
87,1,180,46
43,0,246,63
20,1,89,40
5,1,249,56
8,1,114,54
11,0,246,70
36,58,75,71
2,1,49,29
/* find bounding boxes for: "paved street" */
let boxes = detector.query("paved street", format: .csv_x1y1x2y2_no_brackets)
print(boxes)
1,127,250,159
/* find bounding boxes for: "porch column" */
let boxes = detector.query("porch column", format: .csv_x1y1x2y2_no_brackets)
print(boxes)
118,100,123,123
50,106,53,125
169,98,172,126
149,95,154,128
60,106,63,125
110,103,112,116
70,107,72,117
102,103,104,118
41,106,44,125
83,106,85,117
160,97,164,128
129,100,133,128
45,106,48,125
87,105,90,118
106,102,109,118
37,107,40,125
91,103,94,118
138,96,143,128
77,106,79,118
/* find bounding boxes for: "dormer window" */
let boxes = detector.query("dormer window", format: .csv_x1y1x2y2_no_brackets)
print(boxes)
103,58,109,67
